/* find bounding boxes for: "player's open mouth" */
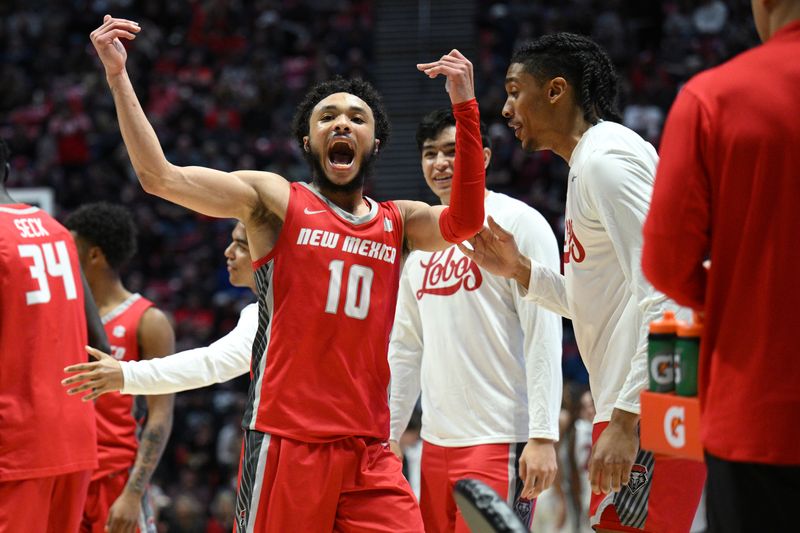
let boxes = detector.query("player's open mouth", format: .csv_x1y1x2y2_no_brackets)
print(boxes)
328,139,356,170
432,175,452,185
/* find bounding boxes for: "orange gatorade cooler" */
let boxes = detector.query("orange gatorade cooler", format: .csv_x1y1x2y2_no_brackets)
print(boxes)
648,310,680,392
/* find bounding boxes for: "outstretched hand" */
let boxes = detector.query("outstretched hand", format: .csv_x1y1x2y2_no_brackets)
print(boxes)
62,346,124,401
90,14,141,78
417,49,475,104
458,216,528,281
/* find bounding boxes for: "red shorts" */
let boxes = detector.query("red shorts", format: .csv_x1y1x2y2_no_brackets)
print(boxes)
234,430,423,533
0,469,91,532
419,440,533,533
589,422,706,532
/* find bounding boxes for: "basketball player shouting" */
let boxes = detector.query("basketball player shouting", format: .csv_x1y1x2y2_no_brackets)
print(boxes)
90,14,486,533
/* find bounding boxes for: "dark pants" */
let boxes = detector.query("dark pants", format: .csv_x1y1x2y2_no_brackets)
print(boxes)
706,452,800,533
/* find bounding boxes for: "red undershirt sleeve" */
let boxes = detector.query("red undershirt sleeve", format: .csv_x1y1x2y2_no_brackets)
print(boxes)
438,98,486,243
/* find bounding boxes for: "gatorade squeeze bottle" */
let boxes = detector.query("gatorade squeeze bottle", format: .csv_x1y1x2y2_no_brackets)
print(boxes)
648,310,679,392
675,312,703,397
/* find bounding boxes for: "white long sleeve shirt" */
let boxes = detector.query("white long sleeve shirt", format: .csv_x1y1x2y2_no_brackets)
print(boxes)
389,192,563,446
120,303,256,394
520,121,689,423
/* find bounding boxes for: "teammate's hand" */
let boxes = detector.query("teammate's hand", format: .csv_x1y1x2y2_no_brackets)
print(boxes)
588,410,639,495
388,439,403,460
458,216,529,283
90,14,141,78
62,346,124,401
519,438,558,500
105,488,141,533
417,49,475,104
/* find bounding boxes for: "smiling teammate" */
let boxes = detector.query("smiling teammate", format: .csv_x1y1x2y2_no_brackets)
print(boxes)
388,108,562,532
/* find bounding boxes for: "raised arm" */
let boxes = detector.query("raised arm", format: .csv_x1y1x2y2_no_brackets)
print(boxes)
90,16,288,226
398,50,485,251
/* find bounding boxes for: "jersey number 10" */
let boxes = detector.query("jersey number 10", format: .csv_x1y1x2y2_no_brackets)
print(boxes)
325,260,374,320
18,241,78,305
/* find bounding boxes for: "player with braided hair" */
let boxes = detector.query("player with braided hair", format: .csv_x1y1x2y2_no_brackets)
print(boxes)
458,33,705,532
509,33,622,126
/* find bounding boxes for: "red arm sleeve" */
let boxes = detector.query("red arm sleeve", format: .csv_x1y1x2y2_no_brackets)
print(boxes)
438,98,486,243
642,86,712,310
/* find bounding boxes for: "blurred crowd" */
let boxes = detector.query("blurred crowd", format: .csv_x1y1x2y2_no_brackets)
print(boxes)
0,0,757,530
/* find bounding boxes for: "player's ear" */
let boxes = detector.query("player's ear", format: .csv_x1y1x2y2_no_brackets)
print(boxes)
303,137,310,153
549,77,568,103
373,140,381,154
88,246,106,267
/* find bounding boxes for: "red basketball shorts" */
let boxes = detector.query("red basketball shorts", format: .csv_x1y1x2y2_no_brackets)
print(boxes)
589,422,706,532
420,440,534,533
234,430,424,533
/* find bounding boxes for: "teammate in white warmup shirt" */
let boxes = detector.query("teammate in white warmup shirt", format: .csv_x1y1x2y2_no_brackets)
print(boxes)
388,108,562,533
459,33,705,533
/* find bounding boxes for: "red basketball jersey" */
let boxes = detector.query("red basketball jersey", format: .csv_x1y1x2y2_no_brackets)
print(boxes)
244,182,404,441
93,294,153,479
0,204,97,481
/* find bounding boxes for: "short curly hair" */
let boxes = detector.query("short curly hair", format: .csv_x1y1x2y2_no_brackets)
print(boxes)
64,202,137,270
291,77,391,152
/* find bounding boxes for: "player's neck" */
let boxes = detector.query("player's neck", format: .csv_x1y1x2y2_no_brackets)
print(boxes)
765,4,800,39
313,183,371,216
90,273,132,314
552,109,592,163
